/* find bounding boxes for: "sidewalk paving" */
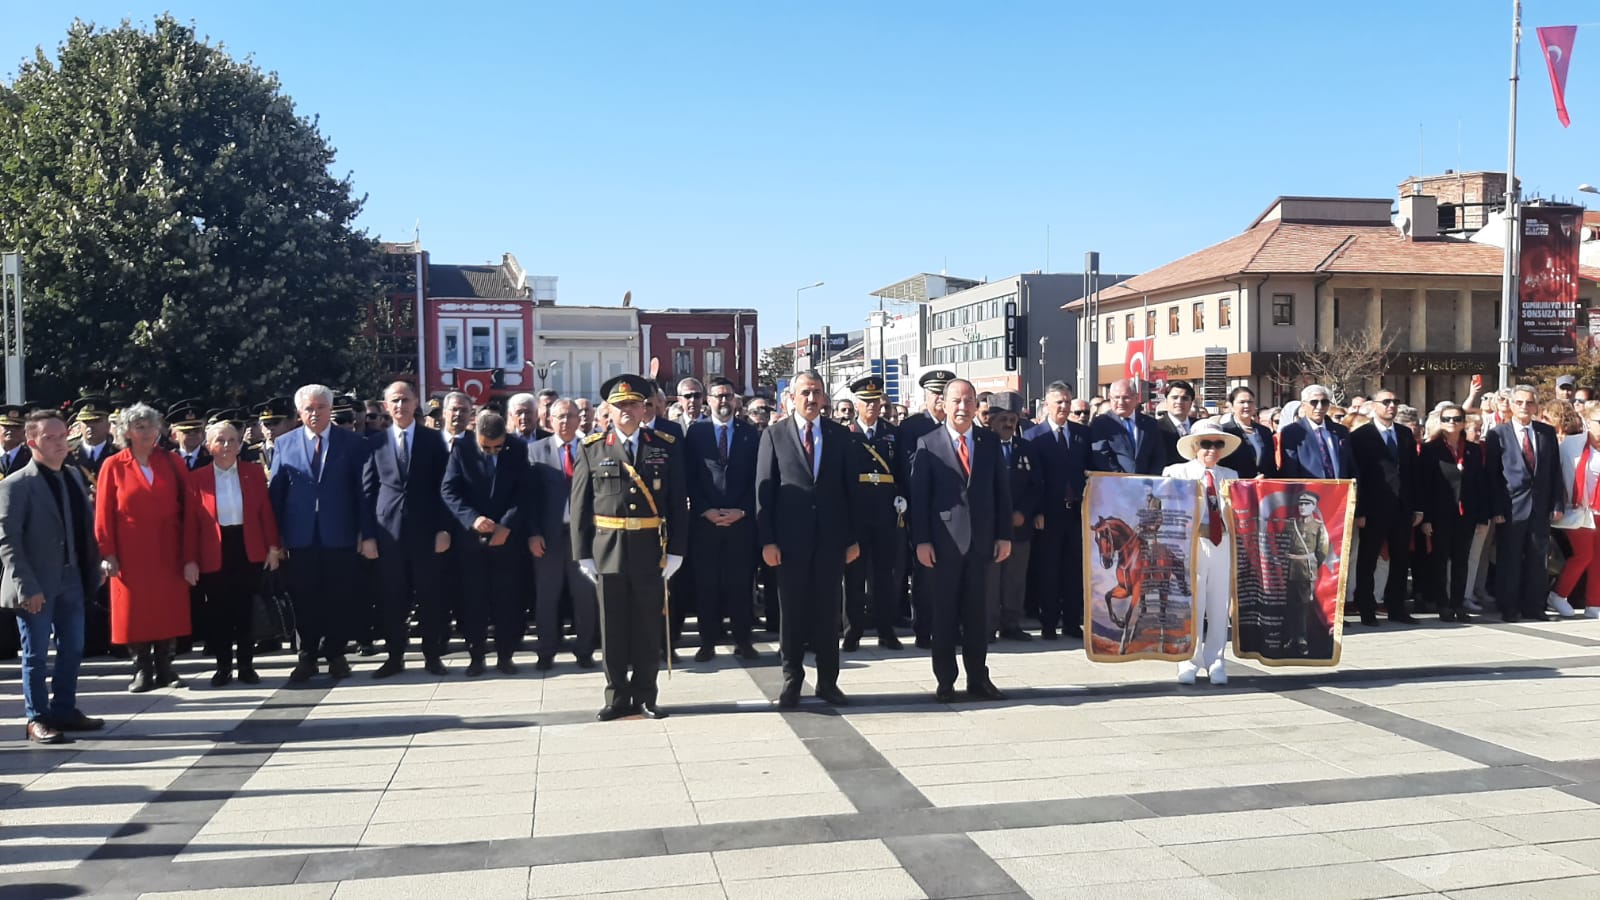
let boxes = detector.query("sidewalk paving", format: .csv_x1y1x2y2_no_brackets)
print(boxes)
2,616,1598,899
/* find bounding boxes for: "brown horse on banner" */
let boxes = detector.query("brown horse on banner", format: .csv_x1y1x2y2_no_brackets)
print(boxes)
1090,516,1186,644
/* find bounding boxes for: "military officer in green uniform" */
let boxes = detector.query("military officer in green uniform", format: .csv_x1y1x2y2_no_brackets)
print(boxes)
571,374,687,722
1284,489,1331,657
250,397,295,470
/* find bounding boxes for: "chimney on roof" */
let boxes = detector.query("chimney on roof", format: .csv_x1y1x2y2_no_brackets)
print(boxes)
1397,194,1439,240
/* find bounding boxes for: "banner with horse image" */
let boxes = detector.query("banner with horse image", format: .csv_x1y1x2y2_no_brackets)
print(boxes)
1081,473,1201,662
1227,479,1355,667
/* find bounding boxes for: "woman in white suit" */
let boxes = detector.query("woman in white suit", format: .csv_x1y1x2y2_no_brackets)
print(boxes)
1551,401,1600,618
1162,420,1241,684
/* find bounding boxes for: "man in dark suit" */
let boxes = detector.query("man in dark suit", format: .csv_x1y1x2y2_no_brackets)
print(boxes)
361,381,453,678
571,375,687,721
684,377,760,662
269,384,372,683
528,398,598,670
1088,378,1167,475
1349,389,1424,626
0,411,105,744
984,392,1039,643
0,402,32,660
843,374,905,651
1024,380,1094,639
756,370,861,708
1153,380,1199,466
911,378,1012,702
1277,385,1356,480
1486,385,1566,622
443,411,537,676
1219,386,1276,479
897,369,954,647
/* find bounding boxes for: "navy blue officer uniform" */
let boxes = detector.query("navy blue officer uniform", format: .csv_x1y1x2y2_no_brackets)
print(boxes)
843,374,906,651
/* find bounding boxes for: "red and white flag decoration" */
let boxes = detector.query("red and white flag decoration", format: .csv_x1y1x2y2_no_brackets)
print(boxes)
452,368,501,405
1538,25,1578,127
1124,338,1154,383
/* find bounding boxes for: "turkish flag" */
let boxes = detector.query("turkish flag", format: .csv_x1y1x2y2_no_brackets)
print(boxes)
452,368,498,406
1538,26,1578,127
1124,338,1154,382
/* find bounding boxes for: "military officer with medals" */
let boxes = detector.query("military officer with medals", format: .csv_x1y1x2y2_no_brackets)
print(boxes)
843,374,905,651
571,374,687,722
897,369,954,648
169,400,210,470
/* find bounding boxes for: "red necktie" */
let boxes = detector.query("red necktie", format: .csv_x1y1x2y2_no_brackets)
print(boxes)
1205,470,1222,546
719,424,730,462
1522,428,1536,472
563,441,574,480
802,424,815,472
956,434,971,478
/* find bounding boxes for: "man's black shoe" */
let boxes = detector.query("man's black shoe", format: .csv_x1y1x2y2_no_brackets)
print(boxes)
597,702,632,722
211,668,233,687
48,712,104,732
327,656,353,679
238,667,262,685
465,656,487,678
423,657,449,676
535,655,555,672
815,685,849,706
1064,624,1084,639
575,654,596,669
914,635,932,649
694,646,715,663
841,634,860,652
878,634,903,650
934,684,957,703
1000,628,1032,641
639,701,669,720
372,658,404,679
1360,614,1381,627
288,659,318,683
496,658,519,676
777,682,802,709
1040,628,1059,641
736,643,759,660
968,681,1006,701
358,642,380,658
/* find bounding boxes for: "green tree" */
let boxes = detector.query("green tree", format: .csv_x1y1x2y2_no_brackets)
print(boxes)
0,15,383,407
757,346,794,389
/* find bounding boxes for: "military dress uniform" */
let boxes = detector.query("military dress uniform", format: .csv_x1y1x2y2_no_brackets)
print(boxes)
570,375,687,721
68,394,120,656
844,375,905,650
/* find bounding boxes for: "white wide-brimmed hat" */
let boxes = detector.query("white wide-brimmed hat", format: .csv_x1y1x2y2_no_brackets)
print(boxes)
1176,419,1242,461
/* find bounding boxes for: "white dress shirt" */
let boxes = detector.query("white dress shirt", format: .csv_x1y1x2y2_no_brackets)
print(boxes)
213,461,245,527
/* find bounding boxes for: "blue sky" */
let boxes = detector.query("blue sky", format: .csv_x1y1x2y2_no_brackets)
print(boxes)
4,2,1597,344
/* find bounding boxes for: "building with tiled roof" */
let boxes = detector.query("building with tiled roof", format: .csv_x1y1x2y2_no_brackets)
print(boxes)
1070,184,1600,410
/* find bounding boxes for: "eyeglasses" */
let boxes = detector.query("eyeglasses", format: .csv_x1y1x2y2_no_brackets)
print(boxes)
680,392,703,400
1441,415,1466,424
1069,410,1089,418
1306,398,1331,407
1374,398,1397,406
1197,439,1226,450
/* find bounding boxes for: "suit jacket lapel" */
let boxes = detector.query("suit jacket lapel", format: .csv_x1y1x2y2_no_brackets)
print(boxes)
779,421,811,484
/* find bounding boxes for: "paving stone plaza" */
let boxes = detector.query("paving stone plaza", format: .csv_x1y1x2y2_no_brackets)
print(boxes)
3,618,1600,899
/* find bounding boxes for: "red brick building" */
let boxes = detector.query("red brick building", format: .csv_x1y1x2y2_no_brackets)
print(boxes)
638,309,760,395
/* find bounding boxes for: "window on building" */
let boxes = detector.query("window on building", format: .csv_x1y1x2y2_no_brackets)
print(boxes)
704,348,724,377
470,325,492,368
1106,316,1116,343
1146,310,1156,337
1332,297,1340,328
578,360,596,397
442,324,461,368
1192,301,1205,332
1219,297,1232,329
673,348,694,380
1168,306,1180,334
502,323,522,368
1125,313,1135,340
1272,293,1295,325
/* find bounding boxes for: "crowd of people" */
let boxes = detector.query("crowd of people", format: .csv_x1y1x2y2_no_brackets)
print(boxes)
1,365,1593,742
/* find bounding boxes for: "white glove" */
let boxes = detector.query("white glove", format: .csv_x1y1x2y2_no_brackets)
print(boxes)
578,559,599,583
893,496,908,515
662,553,684,582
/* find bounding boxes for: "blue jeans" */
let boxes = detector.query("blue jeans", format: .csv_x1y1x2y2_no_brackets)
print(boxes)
15,569,86,722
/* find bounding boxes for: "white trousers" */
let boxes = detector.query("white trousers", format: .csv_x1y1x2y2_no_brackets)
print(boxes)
1190,536,1232,668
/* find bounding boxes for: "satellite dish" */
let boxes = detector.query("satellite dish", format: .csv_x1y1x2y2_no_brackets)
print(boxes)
1396,215,1412,238
622,290,632,307
649,356,660,379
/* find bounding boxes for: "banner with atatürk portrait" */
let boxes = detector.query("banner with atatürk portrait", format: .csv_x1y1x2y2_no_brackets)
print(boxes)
1081,473,1201,663
1227,479,1356,666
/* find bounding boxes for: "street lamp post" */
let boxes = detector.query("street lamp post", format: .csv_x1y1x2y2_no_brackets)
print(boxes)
525,358,561,390
795,281,824,373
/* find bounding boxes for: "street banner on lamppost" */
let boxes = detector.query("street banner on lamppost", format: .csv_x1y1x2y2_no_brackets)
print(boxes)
1517,205,1583,367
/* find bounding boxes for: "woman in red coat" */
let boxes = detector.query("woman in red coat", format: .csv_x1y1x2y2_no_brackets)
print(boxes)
94,403,197,692
187,420,281,686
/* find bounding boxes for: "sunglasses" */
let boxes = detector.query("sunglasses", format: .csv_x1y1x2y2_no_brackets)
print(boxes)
1374,398,1397,406
680,392,703,400
1197,439,1226,450
1306,398,1331,407
1069,410,1089,417
1441,415,1465,424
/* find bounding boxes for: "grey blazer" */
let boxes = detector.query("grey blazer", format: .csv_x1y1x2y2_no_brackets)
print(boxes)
0,460,101,609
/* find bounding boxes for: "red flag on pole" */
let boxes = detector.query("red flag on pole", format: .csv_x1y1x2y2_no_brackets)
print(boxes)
1538,26,1578,127
1124,338,1154,382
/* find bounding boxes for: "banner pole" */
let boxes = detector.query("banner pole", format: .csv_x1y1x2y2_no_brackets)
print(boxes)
1498,0,1522,389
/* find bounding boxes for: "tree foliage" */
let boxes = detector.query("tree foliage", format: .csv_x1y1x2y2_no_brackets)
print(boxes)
0,15,383,407
757,346,794,389
1296,323,1401,405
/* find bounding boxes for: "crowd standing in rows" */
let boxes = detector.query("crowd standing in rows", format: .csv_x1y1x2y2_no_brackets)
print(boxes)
1,366,1592,742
